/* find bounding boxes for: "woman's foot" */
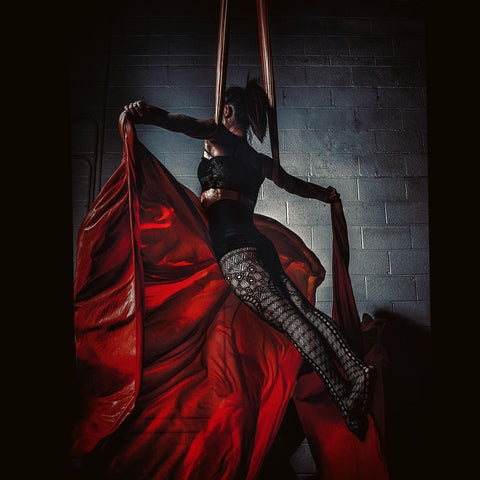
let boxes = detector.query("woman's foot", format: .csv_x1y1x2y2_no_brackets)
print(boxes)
346,365,375,413
343,409,369,442
340,365,375,441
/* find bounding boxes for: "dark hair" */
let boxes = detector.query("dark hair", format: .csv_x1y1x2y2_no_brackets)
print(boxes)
224,78,269,142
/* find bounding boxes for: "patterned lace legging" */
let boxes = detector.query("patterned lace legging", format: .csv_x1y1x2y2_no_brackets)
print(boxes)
218,246,372,439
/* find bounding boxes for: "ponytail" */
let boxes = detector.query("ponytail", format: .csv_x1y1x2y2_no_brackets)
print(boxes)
224,78,269,142
245,78,269,142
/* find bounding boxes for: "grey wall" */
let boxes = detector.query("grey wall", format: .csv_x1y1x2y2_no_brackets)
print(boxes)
69,1,431,478
71,1,429,328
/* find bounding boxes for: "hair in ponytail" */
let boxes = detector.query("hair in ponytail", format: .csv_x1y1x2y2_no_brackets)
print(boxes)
224,78,269,142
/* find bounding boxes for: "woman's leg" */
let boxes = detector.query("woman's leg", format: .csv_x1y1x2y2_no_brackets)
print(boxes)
218,246,371,440
276,270,373,414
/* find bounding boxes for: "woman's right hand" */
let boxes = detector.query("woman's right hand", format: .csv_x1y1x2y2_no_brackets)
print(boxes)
123,100,148,123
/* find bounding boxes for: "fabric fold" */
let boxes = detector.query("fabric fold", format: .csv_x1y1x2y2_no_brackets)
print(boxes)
72,116,388,479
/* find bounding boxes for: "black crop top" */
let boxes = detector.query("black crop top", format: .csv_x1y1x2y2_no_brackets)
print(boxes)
197,154,266,205
197,152,274,259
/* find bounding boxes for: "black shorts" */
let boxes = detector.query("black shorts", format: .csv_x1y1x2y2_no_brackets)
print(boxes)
205,200,280,268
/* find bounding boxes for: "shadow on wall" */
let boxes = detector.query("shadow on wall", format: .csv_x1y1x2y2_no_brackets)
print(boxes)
373,309,434,480
258,309,435,480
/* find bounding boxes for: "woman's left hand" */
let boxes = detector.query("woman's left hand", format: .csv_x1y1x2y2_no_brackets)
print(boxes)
326,186,340,203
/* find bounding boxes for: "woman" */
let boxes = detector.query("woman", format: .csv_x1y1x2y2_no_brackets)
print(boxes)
123,79,373,440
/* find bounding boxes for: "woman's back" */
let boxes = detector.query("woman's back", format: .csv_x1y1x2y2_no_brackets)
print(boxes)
199,130,274,260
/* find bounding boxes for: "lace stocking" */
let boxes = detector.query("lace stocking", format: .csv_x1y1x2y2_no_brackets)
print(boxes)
219,247,372,439
277,270,373,414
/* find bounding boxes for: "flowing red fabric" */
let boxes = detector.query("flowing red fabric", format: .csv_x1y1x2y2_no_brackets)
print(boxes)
72,117,389,479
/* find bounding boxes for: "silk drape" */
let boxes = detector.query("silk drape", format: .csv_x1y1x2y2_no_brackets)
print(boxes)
72,117,388,479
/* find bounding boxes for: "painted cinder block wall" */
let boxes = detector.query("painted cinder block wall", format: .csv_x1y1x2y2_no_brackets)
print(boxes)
69,1,430,478
71,3,429,327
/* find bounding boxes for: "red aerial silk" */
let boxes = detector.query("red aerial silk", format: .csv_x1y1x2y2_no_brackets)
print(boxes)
72,117,389,479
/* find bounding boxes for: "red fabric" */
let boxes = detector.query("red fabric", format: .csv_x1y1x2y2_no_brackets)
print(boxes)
288,202,388,480
331,201,363,357
291,204,389,480
72,118,388,479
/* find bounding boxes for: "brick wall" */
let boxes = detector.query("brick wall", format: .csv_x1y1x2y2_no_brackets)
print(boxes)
69,1,430,478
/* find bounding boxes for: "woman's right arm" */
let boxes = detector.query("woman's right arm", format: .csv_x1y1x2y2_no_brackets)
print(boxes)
123,100,217,140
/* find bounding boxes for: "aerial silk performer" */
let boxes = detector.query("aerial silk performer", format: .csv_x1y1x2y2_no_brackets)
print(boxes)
71,1,389,478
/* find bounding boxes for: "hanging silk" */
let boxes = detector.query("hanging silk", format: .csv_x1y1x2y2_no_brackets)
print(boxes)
71,116,389,479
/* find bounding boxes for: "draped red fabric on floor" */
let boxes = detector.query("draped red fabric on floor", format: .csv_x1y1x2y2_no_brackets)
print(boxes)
72,117,389,479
